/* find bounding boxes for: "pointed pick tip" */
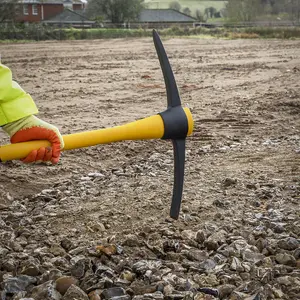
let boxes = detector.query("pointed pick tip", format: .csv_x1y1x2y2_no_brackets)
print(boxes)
170,213,179,220
152,29,158,40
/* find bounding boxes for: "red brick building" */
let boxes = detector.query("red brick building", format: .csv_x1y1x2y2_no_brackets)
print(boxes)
17,0,85,23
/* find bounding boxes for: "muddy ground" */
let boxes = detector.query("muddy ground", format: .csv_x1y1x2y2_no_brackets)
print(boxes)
0,37,299,299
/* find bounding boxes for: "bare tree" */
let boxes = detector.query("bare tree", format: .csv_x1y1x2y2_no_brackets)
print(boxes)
169,1,181,12
86,0,144,23
183,7,191,16
225,0,262,22
204,6,217,19
195,9,205,22
260,0,286,15
0,0,19,23
286,0,300,23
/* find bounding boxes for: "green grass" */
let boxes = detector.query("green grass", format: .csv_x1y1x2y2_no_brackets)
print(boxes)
1,26,300,42
144,0,227,15
0,39,36,43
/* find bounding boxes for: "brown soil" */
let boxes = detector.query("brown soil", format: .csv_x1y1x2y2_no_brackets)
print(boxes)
0,37,299,239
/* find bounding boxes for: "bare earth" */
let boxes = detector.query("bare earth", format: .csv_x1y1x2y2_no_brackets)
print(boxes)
0,37,299,299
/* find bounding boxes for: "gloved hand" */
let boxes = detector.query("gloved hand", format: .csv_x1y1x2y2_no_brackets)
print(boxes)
2,115,64,164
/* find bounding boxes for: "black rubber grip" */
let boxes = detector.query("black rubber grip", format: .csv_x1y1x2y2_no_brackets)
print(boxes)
159,106,188,140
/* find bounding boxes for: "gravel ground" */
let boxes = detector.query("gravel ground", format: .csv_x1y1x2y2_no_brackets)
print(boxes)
0,37,299,300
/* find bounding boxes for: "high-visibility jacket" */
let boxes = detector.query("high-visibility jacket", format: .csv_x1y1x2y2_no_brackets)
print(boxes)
0,63,38,126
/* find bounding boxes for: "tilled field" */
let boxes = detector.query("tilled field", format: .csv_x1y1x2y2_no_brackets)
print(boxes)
0,37,299,300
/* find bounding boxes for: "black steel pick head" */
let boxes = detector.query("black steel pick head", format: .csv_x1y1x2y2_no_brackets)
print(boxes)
152,29,181,108
152,29,189,220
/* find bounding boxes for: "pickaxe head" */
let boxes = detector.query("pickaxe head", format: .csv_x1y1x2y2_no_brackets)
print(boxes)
153,30,194,219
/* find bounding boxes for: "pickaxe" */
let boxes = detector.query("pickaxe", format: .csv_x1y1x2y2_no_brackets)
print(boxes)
0,30,194,219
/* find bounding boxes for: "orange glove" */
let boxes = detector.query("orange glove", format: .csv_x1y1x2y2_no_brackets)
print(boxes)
2,115,64,164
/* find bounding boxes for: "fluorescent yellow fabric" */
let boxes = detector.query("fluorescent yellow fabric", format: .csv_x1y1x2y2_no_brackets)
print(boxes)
0,63,38,126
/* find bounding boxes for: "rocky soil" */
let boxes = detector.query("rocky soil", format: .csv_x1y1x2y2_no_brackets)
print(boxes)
0,37,299,300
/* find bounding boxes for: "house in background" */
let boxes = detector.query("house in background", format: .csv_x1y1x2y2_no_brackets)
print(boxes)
102,9,197,29
16,0,85,23
42,8,95,28
136,9,196,28
37,8,197,29
0,1,197,29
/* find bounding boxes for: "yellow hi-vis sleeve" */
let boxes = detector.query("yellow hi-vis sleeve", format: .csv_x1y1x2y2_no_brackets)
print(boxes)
0,63,38,126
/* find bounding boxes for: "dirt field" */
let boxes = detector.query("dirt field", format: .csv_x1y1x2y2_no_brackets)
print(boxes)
0,37,299,299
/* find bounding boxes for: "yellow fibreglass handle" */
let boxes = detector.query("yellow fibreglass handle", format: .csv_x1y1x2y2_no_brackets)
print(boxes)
0,108,193,162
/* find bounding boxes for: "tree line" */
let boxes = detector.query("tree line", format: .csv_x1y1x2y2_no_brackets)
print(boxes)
0,0,299,25
169,0,300,22
87,0,300,23
226,0,300,22
0,0,19,23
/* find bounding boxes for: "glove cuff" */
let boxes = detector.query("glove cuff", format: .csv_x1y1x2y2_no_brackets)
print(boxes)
2,115,34,137
2,115,64,150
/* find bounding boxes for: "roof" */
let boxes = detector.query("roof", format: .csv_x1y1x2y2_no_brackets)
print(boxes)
43,8,94,24
139,9,196,23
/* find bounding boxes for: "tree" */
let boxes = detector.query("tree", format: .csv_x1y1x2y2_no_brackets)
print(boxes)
225,0,263,22
195,9,206,22
0,0,19,23
259,0,286,15
286,0,300,22
270,0,286,14
220,7,227,18
169,1,181,11
214,11,221,18
204,6,217,19
183,7,191,16
86,0,144,23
